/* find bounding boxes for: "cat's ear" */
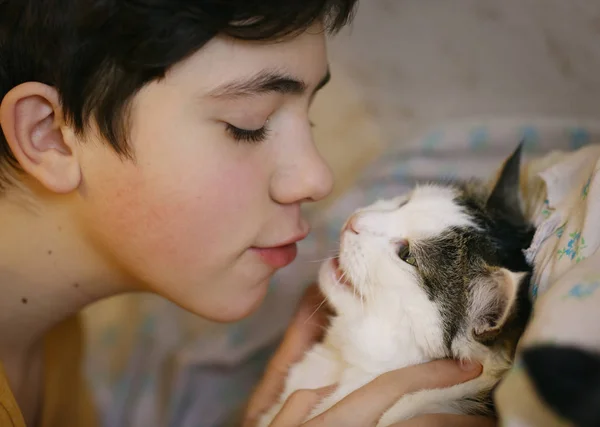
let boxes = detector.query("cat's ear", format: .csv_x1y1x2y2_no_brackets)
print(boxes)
470,267,527,343
486,142,526,225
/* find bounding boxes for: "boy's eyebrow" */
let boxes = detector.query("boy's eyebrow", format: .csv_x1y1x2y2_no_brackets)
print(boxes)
207,68,331,99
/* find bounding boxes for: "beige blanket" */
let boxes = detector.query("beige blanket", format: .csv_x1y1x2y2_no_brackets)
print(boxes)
496,144,600,426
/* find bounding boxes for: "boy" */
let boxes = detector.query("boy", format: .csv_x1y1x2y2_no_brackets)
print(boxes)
0,1,488,426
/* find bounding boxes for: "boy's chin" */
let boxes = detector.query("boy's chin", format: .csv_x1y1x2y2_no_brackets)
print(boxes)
188,277,271,323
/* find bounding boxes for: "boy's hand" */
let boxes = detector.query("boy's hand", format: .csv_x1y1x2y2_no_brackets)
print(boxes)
243,283,332,427
265,359,495,427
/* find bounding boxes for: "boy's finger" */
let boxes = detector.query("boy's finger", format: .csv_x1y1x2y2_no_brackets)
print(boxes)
261,283,329,394
243,284,330,426
269,385,337,427
282,283,331,358
389,414,497,427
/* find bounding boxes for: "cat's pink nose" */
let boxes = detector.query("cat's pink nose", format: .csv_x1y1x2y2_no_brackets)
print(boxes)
343,214,360,234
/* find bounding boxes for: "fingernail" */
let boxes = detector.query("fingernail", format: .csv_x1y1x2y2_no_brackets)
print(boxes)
459,359,479,371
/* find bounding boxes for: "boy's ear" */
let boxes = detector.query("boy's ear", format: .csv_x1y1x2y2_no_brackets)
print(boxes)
486,142,526,225
0,82,81,193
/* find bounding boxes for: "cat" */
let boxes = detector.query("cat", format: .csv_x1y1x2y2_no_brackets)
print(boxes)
257,142,536,427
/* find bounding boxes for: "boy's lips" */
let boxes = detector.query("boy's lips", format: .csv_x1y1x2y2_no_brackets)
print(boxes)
252,243,299,269
251,230,309,269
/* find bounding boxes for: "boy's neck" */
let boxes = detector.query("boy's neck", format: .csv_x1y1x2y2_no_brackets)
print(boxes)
0,191,128,354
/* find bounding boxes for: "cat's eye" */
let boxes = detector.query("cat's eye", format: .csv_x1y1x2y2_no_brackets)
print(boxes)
398,243,417,267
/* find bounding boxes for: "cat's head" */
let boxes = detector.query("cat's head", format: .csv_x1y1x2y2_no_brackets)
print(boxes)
319,143,534,369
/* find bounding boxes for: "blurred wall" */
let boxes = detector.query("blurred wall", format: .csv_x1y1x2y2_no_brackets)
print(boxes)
323,0,600,147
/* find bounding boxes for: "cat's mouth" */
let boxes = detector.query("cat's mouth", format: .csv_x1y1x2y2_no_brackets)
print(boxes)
332,257,354,290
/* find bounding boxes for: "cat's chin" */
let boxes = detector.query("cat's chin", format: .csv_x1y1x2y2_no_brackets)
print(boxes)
332,257,355,289
318,257,358,305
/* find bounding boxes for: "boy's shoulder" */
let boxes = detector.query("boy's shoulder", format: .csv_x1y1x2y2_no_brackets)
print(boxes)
42,313,99,427
0,362,26,427
1,313,98,427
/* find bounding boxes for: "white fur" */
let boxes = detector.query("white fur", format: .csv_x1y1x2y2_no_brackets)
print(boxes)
257,186,517,427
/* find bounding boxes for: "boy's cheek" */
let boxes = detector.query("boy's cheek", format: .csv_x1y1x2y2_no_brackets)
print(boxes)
77,163,259,265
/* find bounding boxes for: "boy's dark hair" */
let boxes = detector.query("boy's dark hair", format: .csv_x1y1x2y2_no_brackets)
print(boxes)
0,0,358,189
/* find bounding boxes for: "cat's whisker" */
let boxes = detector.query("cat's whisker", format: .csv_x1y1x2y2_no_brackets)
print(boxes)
308,256,336,263
304,297,328,325
355,275,364,311
363,268,374,306
361,280,367,307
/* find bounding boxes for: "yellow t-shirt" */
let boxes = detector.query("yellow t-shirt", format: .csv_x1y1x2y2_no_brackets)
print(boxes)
0,315,97,427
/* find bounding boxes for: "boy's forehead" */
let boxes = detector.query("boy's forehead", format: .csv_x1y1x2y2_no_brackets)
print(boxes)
166,25,329,94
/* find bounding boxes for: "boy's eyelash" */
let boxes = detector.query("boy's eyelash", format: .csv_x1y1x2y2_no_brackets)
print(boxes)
225,119,316,143
226,124,270,144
